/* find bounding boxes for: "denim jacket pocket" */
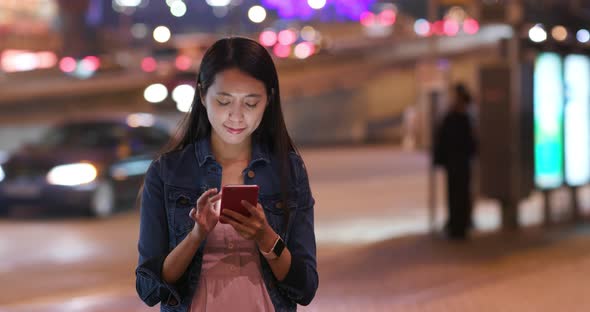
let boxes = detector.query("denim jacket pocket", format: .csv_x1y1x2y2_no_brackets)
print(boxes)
166,185,201,244
260,195,297,240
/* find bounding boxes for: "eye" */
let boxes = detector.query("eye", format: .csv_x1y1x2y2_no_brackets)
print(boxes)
245,102,259,108
216,100,230,106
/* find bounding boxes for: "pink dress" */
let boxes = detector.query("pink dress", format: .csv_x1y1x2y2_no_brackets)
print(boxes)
190,223,274,312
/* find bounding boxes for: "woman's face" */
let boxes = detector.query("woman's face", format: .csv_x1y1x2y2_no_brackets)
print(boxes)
202,68,268,146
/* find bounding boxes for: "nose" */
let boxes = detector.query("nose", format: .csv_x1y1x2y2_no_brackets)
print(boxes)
228,103,244,122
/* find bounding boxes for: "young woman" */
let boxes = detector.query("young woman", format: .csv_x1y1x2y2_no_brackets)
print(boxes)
135,37,318,311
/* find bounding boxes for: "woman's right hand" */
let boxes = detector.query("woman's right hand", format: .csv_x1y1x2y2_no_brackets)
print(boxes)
189,188,221,240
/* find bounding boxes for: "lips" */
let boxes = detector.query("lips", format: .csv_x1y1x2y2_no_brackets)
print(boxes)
224,125,246,135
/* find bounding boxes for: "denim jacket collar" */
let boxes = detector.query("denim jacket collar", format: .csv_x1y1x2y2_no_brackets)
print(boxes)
194,135,271,167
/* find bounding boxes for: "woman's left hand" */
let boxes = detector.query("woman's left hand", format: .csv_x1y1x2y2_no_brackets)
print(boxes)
220,201,276,247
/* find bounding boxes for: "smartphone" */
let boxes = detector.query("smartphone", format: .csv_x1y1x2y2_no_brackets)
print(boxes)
219,184,259,224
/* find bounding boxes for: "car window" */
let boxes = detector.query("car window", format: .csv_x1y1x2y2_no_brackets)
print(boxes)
130,126,170,150
39,122,126,148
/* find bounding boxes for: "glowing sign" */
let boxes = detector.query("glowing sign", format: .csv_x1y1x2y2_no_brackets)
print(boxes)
534,52,564,189
564,55,590,186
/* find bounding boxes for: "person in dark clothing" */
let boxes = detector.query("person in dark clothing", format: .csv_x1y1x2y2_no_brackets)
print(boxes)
434,83,477,240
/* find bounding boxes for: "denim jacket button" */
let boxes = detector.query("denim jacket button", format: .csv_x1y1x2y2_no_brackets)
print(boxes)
275,202,283,209
247,170,255,179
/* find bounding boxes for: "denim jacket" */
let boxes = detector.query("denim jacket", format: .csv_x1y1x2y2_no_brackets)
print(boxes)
135,137,318,311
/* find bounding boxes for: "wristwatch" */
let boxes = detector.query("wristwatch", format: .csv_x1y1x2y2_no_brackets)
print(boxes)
259,235,285,260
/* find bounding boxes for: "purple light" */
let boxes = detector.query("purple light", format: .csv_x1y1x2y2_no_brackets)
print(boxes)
360,11,375,27
261,0,377,21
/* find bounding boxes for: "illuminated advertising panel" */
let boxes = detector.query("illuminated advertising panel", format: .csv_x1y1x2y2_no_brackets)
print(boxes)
564,54,590,186
534,53,564,189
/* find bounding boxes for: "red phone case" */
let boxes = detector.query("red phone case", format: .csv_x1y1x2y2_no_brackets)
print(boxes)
219,184,259,224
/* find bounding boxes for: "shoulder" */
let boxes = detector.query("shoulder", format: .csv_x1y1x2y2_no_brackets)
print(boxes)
288,151,305,167
159,143,196,166
288,151,310,185
148,143,197,182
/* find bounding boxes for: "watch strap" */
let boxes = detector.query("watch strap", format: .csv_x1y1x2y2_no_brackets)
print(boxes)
260,235,284,260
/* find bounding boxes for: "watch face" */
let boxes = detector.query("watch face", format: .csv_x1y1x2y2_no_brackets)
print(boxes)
273,237,285,258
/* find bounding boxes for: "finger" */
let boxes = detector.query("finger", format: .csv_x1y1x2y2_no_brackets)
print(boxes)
197,188,218,207
213,199,221,215
242,201,263,219
222,209,249,224
189,208,196,219
223,216,256,237
208,193,222,205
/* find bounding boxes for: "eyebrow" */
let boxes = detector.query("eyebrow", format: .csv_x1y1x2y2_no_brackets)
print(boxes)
216,92,262,98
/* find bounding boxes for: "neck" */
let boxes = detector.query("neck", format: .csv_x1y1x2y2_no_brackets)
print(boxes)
210,132,251,163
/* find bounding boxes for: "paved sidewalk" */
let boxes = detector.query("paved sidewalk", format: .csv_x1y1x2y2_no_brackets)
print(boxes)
2,146,590,311
5,224,590,312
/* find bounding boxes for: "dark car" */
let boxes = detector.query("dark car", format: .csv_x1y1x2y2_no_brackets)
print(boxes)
0,113,172,218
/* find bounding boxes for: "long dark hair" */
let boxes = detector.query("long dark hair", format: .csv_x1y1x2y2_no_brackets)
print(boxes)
166,37,297,220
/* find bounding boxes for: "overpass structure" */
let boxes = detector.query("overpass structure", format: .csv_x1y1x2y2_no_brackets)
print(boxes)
0,25,510,147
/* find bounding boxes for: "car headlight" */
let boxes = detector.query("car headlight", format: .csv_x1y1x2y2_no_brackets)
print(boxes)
0,165,4,182
47,163,97,186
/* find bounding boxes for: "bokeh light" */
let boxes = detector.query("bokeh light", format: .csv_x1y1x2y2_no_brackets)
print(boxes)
278,29,297,46
577,29,590,43
81,56,100,72
153,26,171,43
529,24,547,43
37,52,58,69
114,0,142,7
307,0,326,10
59,57,77,73
294,42,316,59
175,55,192,71
301,26,317,42
360,11,375,27
131,23,148,39
379,9,396,26
141,57,157,72
551,25,568,42
170,1,187,17
443,19,459,36
259,30,278,47
206,0,231,6
248,6,267,23
172,84,195,113
144,84,168,103
414,19,431,37
273,44,291,58
462,18,479,35
432,20,445,35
